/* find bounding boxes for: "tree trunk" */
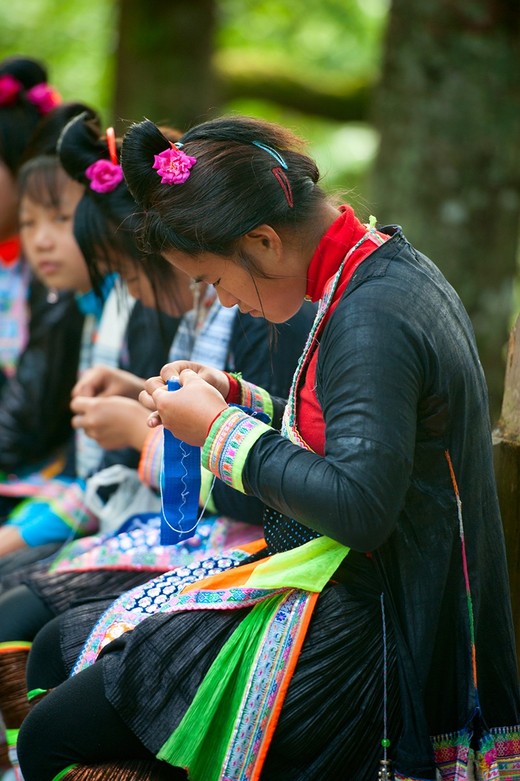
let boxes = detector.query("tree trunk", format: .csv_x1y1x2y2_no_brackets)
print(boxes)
113,0,218,133
369,0,520,420
493,315,520,671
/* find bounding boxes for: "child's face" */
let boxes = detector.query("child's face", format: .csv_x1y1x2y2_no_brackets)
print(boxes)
116,255,200,317
19,176,91,293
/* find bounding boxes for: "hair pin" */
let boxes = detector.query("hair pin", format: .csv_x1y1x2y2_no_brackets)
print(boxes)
252,140,288,170
85,129,124,194
106,127,118,166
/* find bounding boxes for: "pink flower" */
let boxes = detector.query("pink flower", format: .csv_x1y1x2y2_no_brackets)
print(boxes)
85,159,124,193
153,145,197,185
25,82,61,114
0,74,22,107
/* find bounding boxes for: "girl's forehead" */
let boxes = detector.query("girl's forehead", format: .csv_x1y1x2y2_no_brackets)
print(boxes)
20,172,83,210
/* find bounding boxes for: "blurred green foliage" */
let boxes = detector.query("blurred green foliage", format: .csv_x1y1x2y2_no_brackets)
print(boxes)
0,0,388,202
217,0,388,206
217,0,387,81
0,0,117,121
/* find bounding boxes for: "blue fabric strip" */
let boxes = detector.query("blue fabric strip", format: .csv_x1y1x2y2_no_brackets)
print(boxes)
160,379,202,545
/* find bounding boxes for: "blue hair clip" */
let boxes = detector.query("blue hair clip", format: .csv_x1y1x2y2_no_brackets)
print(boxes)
252,140,288,170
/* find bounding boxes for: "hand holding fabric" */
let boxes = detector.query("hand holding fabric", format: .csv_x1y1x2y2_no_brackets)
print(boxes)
160,360,231,399
72,365,145,400
140,369,228,446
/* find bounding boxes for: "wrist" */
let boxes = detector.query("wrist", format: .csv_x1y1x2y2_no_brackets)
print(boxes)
206,406,228,438
224,371,241,403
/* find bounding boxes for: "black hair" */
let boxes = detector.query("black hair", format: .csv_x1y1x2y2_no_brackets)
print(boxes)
18,155,70,212
121,115,325,260
22,102,94,162
0,56,55,173
17,103,99,209
58,111,185,311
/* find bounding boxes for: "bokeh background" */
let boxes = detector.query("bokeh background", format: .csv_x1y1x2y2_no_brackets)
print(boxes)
2,0,519,421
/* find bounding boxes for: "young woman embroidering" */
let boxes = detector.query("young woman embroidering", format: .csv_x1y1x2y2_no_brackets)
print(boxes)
17,116,520,781
0,113,313,780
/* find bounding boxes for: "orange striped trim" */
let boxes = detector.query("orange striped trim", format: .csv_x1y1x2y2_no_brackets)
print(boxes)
181,539,267,594
252,591,319,780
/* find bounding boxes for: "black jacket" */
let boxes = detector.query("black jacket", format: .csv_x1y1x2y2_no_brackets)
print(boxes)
243,229,520,774
0,279,84,476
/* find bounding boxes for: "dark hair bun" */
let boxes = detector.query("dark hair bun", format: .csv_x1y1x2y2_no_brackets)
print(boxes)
0,56,48,89
23,102,97,161
121,119,173,209
58,110,104,183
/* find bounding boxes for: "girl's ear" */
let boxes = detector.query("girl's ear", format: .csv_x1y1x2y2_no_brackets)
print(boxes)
240,224,283,263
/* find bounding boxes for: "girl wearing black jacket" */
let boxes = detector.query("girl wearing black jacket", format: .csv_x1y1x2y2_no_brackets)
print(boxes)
17,115,520,781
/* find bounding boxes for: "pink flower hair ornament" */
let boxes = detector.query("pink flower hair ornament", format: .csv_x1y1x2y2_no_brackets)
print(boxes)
25,82,62,114
152,143,197,185
0,74,23,107
0,76,61,113
85,127,124,194
85,159,124,193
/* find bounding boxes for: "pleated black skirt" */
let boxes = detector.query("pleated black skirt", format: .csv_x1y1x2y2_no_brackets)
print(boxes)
90,581,402,781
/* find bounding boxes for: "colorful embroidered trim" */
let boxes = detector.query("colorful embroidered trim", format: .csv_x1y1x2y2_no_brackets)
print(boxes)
432,729,472,780
70,549,252,674
477,726,520,780
282,227,387,446
202,407,271,492
154,536,348,780
414,725,520,781
239,380,274,422
158,589,318,781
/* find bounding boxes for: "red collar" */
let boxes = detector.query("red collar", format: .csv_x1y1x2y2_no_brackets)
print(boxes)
0,236,21,265
305,205,369,302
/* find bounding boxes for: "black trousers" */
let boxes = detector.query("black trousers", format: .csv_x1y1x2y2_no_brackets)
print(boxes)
18,617,156,781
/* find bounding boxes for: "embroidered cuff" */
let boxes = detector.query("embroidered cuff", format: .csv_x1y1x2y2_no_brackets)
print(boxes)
202,407,271,493
138,426,163,490
238,380,273,423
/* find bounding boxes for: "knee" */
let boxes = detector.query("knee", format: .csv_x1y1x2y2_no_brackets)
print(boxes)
26,616,67,691
17,697,58,781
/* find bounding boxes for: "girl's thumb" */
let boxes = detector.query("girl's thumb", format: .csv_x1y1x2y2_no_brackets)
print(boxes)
178,369,199,386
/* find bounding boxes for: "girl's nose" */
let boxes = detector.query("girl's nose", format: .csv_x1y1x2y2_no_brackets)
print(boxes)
34,223,54,249
215,288,238,308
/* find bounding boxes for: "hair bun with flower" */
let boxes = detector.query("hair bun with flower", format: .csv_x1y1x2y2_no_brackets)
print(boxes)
25,83,62,114
0,73,61,114
153,141,197,185
85,126,124,193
